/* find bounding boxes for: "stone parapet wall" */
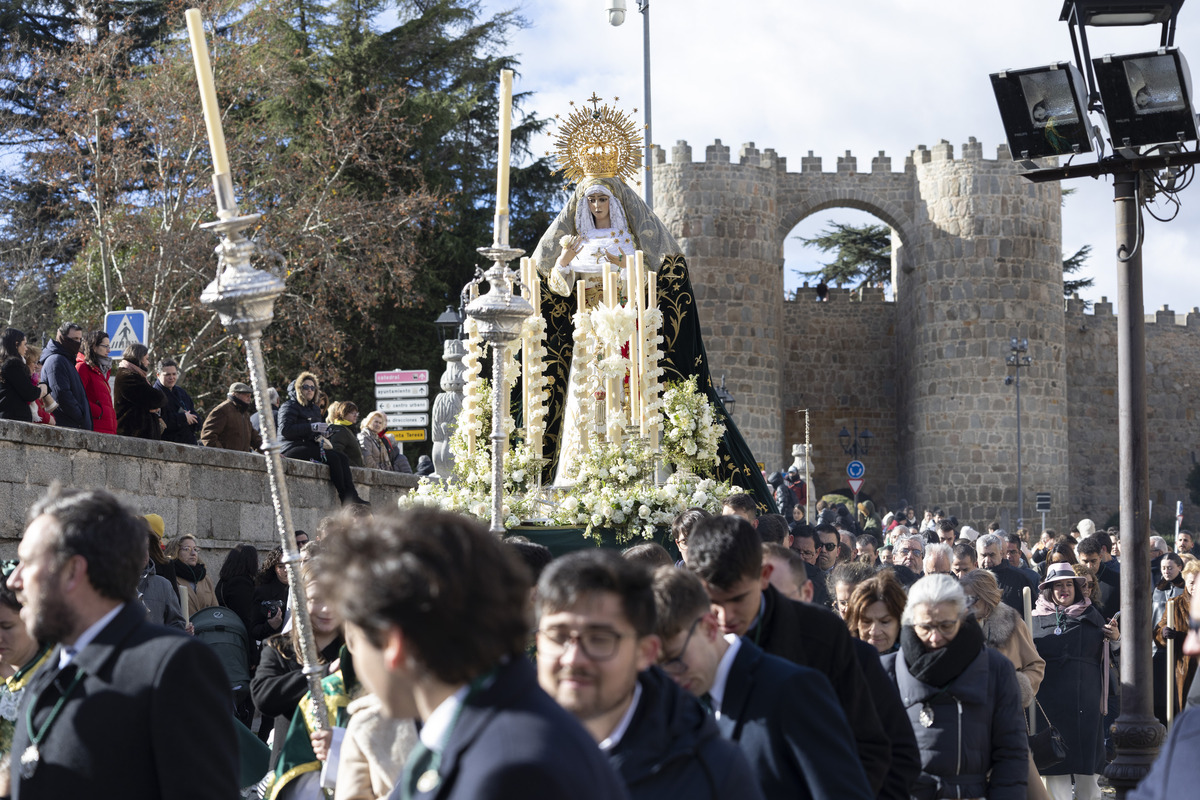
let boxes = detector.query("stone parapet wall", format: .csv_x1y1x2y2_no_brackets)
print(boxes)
783,288,900,503
1065,298,1200,529
0,420,417,559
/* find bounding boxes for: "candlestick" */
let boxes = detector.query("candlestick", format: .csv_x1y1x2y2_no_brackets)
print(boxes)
184,9,230,177
493,69,513,245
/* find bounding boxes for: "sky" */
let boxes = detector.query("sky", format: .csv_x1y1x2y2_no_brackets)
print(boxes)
449,0,1200,317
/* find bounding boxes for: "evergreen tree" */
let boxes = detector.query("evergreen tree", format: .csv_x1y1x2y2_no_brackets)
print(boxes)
1063,244,1094,297
794,222,892,289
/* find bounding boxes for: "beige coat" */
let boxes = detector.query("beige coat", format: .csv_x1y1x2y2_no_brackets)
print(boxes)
175,571,217,619
335,694,419,800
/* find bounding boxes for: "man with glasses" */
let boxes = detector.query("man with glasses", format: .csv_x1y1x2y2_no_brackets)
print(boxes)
893,532,925,575
651,566,871,800
38,322,92,430
687,515,891,794
154,358,199,445
670,507,712,567
814,524,840,572
316,508,625,800
537,549,758,799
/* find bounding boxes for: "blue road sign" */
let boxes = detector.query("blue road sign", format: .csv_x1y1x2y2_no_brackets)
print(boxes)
846,460,866,480
104,309,147,359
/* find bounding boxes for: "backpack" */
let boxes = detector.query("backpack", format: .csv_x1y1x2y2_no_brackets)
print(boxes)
190,605,253,702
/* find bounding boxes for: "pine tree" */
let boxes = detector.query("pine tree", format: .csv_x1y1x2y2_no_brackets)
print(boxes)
794,222,892,289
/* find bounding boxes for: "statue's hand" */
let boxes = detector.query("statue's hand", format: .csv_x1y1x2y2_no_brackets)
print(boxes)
602,249,622,266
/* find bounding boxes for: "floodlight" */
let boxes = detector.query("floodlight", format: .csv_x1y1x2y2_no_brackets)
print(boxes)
1060,0,1184,27
1093,48,1198,146
991,63,1096,159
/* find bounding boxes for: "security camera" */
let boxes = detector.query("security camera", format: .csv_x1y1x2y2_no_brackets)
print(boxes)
607,0,627,26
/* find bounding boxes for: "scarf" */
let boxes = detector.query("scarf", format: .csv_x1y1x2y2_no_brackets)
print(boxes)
90,355,112,373
1032,594,1091,617
173,560,207,585
900,615,985,688
121,359,147,379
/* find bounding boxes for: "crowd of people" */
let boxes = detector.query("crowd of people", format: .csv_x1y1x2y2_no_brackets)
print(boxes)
0,479,1198,800
0,324,434,506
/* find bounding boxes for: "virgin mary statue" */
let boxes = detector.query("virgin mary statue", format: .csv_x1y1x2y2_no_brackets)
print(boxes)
528,98,773,512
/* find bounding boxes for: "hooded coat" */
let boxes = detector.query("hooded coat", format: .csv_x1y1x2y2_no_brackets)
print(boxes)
277,372,324,460
75,353,116,434
39,338,91,429
606,667,763,800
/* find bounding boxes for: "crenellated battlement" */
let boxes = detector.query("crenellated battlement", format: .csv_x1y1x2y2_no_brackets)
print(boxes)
655,136,1018,175
788,286,892,304
1064,294,1200,329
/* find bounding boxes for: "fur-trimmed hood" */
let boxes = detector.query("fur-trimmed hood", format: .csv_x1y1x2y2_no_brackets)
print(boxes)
979,601,1020,649
288,371,319,406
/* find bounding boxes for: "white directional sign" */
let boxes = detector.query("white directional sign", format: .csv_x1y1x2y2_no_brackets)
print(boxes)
104,309,147,359
374,384,429,399
377,399,429,413
386,413,429,428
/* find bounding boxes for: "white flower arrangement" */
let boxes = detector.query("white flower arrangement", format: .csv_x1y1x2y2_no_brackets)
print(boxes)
461,316,484,454
660,376,725,474
641,306,665,430
592,302,637,350
521,314,550,448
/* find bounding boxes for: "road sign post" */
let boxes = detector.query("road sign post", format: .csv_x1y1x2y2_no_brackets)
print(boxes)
104,309,148,359
374,368,430,447
1035,492,1051,533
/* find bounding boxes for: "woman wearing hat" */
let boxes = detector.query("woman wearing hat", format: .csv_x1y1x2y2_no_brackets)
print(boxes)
1032,562,1120,800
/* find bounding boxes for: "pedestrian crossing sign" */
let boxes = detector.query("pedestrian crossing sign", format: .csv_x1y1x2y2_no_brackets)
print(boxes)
104,309,147,359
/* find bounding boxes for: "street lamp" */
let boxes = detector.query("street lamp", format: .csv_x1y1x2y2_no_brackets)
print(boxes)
435,304,465,342
606,0,654,209
1004,337,1033,528
990,1,1199,790
837,421,873,457
714,374,736,416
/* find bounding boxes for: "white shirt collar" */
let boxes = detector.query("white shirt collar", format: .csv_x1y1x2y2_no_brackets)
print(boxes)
598,681,643,752
707,634,742,718
59,603,125,669
418,683,471,753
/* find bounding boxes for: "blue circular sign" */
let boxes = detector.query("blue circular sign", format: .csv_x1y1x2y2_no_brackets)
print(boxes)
846,460,865,479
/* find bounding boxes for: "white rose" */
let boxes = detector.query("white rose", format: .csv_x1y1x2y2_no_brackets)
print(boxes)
693,491,708,505
639,505,651,519
591,514,604,527
512,470,525,482
612,510,627,524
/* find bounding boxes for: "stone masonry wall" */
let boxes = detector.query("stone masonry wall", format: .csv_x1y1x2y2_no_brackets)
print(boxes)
0,419,417,559
1065,298,1200,529
782,287,901,504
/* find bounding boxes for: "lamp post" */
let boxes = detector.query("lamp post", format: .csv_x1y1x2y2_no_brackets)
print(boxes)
431,304,466,479
714,374,736,416
1005,337,1032,528
989,1,1200,790
838,421,873,457
606,0,653,208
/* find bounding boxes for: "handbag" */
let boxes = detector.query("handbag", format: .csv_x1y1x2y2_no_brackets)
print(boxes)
1028,698,1067,771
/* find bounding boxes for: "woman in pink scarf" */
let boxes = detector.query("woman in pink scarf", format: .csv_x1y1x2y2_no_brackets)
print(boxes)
1031,562,1120,800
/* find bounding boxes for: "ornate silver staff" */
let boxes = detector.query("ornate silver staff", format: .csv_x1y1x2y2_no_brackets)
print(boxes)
185,9,329,730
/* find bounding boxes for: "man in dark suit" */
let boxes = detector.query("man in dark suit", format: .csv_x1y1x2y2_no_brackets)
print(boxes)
317,508,627,800
1078,535,1121,618
651,565,872,800
687,515,891,794
977,532,1039,613
8,486,237,800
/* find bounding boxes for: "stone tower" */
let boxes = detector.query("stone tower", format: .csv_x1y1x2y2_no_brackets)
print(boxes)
653,140,785,464
895,140,1068,524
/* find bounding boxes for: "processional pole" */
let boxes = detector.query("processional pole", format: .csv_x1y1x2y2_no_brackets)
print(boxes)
185,9,329,729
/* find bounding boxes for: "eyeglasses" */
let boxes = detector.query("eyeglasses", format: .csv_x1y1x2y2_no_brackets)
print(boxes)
537,626,624,661
661,617,704,676
913,619,961,635
819,542,838,552
674,537,688,549
97,343,110,350
897,548,923,557
300,384,316,392
180,546,199,555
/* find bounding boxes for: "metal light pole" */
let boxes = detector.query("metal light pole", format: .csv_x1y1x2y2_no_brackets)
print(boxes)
1005,337,1031,528
607,0,653,209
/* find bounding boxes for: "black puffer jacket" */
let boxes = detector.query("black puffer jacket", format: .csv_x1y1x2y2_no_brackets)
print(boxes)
277,371,323,460
607,667,763,800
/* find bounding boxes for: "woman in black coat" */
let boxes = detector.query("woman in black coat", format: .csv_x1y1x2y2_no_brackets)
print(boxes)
214,545,259,655
113,343,165,439
1032,562,1120,800
277,371,366,505
0,328,40,422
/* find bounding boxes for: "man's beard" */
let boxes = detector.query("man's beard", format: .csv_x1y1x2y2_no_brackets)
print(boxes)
27,582,78,645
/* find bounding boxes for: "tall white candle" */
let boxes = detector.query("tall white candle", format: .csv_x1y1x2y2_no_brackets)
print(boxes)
184,9,230,176
495,70,513,217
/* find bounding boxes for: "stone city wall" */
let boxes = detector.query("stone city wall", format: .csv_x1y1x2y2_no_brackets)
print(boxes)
1065,297,1200,530
0,419,417,559
782,287,902,505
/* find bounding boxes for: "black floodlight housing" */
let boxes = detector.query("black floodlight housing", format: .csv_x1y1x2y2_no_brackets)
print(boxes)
991,63,1096,159
1093,47,1198,146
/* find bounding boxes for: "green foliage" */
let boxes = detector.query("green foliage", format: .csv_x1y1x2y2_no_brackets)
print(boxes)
793,222,892,289
1063,244,1094,299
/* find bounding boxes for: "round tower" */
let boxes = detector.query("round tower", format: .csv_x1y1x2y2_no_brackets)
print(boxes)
654,140,784,466
896,139,1069,524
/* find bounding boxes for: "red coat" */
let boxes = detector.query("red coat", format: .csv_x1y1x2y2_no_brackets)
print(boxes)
76,354,116,434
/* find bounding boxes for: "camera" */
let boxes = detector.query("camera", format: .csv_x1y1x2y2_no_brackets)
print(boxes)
261,599,283,617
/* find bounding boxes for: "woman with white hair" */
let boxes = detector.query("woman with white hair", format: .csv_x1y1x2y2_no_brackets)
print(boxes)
881,574,1029,799
1032,562,1119,800
358,410,412,473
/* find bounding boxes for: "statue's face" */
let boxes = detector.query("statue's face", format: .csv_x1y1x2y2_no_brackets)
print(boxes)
588,193,611,226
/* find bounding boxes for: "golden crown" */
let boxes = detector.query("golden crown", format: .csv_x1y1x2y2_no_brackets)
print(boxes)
550,94,643,185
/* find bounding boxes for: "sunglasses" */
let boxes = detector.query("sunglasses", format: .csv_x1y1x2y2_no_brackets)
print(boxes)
819,542,838,552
